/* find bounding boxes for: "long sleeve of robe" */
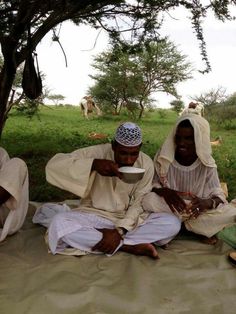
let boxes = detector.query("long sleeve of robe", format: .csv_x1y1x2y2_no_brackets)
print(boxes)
46,143,154,231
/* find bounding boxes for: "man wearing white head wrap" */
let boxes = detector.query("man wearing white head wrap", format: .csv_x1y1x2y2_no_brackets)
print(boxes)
45,122,181,259
142,114,236,244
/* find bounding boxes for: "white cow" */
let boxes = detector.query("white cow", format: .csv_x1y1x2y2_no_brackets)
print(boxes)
79,96,102,119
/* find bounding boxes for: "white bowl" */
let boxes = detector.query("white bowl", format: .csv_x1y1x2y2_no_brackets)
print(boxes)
119,166,145,184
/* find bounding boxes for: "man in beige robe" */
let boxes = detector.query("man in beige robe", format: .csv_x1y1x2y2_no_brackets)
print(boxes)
142,114,236,245
0,147,29,242
46,122,181,258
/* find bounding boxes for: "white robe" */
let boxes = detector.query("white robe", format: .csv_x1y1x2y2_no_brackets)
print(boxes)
0,147,29,242
45,143,181,255
46,143,155,231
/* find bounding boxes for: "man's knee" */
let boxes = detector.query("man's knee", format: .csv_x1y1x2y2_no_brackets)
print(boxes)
50,211,66,225
166,213,181,236
150,212,181,236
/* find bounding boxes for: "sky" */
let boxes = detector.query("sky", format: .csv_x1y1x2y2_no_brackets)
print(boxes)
37,6,236,109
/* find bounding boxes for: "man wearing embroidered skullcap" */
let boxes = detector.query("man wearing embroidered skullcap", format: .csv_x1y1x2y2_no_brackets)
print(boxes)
45,122,181,259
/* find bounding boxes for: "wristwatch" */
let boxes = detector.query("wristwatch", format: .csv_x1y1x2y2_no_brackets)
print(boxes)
116,227,126,239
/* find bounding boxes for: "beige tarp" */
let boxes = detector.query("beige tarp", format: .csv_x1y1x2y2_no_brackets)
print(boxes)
0,202,235,314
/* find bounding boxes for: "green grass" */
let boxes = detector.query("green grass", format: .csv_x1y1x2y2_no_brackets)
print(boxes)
1,106,236,202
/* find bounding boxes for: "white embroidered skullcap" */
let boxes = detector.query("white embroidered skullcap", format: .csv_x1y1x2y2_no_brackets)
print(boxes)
115,122,142,147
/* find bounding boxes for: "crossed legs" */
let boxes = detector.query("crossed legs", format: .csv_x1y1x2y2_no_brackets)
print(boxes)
49,212,181,258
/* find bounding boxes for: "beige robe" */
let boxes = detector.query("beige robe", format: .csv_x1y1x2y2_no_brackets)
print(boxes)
46,143,154,231
0,148,29,242
142,114,236,238
142,159,236,237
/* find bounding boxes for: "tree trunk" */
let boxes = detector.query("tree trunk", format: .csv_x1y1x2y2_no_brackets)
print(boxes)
0,65,16,137
0,36,18,137
138,102,144,119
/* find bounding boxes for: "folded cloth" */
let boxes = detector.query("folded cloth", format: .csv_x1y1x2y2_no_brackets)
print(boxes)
217,224,236,249
32,203,71,228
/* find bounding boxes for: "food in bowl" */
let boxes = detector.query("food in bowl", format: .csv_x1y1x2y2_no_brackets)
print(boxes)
118,166,145,184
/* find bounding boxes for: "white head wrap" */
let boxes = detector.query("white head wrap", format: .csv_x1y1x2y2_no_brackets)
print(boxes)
115,122,142,147
155,114,216,185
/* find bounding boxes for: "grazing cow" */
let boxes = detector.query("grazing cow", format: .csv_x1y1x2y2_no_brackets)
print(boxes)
180,102,204,116
79,96,102,119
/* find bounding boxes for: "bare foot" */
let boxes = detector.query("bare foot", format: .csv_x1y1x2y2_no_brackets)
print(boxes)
120,243,159,259
180,226,218,245
199,235,218,245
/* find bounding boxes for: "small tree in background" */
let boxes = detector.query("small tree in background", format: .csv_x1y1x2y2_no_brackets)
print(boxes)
191,86,228,114
0,1,235,134
192,86,228,105
170,99,185,115
211,92,236,128
192,88,236,128
89,40,191,119
47,94,65,106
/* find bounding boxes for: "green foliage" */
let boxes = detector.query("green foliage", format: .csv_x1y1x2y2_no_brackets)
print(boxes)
15,99,41,119
89,40,191,117
170,99,184,115
204,91,236,129
1,1,236,136
157,109,168,119
224,92,236,107
207,105,236,129
2,106,236,202
193,86,227,107
47,94,65,105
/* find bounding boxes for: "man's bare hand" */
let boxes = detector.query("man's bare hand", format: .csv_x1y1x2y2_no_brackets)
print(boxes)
92,159,122,178
186,195,211,219
153,187,186,214
92,228,122,254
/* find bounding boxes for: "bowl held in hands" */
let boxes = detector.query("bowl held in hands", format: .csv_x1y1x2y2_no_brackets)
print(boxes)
119,166,145,184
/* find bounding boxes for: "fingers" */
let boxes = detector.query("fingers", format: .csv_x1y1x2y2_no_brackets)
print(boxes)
114,166,123,179
92,229,121,254
92,240,117,254
96,160,121,177
92,237,113,254
92,239,107,253
168,199,186,214
188,206,201,219
188,196,202,218
92,230,106,252
165,190,186,213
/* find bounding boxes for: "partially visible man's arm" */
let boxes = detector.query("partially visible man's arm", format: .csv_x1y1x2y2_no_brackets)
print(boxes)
46,145,109,198
92,159,122,178
152,186,186,214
